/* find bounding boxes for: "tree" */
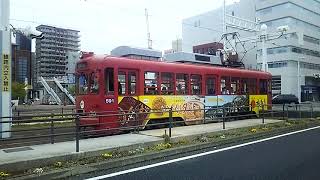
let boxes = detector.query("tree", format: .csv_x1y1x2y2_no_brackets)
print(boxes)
68,85,75,96
12,82,26,100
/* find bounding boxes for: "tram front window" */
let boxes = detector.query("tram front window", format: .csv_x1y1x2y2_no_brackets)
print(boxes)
90,73,99,94
78,74,89,95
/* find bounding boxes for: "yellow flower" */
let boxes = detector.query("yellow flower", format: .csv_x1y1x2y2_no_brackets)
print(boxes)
261,127,268,131
101,153,113,158
250,128,257,133
0,172,9,177
54,161,62,167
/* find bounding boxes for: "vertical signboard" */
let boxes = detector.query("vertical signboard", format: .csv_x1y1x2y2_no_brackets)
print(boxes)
1,0,12,138
2,54,10,92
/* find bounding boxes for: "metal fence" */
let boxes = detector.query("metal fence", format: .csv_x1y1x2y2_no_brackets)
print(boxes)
0,103,318,152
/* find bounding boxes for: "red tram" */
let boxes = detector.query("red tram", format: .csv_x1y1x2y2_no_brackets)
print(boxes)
75,54,272,132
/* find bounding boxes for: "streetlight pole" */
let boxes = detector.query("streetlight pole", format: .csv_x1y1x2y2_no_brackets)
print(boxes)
260,24,268,72
297,57,304,103
0,0,12,138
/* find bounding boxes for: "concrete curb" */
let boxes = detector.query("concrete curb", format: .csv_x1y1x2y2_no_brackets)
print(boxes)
7,122,319,180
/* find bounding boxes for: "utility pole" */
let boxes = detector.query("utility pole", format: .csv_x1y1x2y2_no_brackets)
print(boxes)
222,0,226,61
145,8,152,49
260,24,268,72
0,0,12,138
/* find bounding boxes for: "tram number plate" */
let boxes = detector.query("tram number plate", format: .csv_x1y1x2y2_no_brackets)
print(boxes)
105,98,115,104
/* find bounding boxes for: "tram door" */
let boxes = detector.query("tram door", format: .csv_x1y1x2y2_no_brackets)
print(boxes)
118,69,138,97
117,69,144,127
104,67,118,112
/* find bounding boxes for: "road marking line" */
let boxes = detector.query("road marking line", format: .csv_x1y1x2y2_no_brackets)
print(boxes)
87,126,320,180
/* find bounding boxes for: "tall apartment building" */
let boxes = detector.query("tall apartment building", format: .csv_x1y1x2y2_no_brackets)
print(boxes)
256,0,320,101
11,32,32,85
35,25,80,81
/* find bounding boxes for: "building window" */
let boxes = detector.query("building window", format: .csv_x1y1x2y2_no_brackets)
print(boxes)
268,61,288,68
272,76,281,92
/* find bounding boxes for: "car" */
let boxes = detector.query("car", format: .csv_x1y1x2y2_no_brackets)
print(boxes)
272,94,299,104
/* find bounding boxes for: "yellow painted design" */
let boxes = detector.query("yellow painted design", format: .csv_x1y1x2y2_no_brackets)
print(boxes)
118,96,138,102
118,95,204,124
249,95,268,114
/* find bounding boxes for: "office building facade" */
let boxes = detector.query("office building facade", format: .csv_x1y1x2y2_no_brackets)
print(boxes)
11,32,32,85
256,0,320,101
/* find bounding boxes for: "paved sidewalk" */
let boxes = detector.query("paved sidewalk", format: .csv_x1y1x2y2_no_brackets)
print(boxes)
141,119,280,137
0,119,281,165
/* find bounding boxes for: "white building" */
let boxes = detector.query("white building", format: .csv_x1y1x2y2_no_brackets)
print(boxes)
164,39,183,54
256,0,320,102
182,0,320,102
182,0,257,68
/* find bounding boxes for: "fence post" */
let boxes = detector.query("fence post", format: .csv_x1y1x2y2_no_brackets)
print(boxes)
17,110,20,125
282,104,285,120
135,111,139,133
169,107,173,138
299,104,302,120
203,105,206,124
222,106,226,130
75,115,80,153
311,103,313,120
61,107,64,116
50,113,55,144
262,103,265,124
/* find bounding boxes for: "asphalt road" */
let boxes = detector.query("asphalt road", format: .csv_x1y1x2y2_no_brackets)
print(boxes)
92,127,320,180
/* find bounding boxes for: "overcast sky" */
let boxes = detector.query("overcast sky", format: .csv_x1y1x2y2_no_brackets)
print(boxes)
10,0,235,54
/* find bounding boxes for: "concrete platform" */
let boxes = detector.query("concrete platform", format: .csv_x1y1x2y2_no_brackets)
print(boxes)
0,118,281,166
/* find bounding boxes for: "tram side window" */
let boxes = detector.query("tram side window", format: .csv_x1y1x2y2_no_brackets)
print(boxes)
249,79,257,94
231,78,240,94
260,79,268,94
176,74,188,95
128,72,137,95
241,79,249,94
161,73,174,95
105,68,114,94
221,76,231,94
90,73,99,94
78,74,88,94
144,72,159,95
191,75,202,95
118,72,126,95
206,77,216,95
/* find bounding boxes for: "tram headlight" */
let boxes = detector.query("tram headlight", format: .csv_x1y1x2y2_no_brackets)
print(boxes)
80,100,85,109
